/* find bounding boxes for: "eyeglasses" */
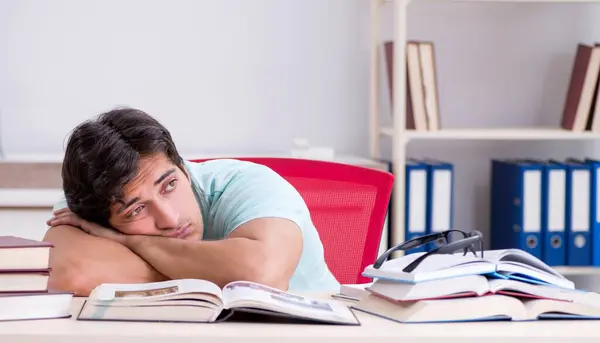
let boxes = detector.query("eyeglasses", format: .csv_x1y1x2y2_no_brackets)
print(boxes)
372,229,484,273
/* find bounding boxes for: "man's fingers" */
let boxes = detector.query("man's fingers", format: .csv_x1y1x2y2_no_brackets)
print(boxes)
52,207,71,215
45,210,113,240
49,211,74,220
46,213,82,228
79,219,103,234
46,209,74,225
46,214,66,225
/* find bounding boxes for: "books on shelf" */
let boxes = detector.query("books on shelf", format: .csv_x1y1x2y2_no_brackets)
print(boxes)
562,43,600,132
490,158,600,268
77,279,360,325
383,40,440,131
381,40,600,135
0,236,73,322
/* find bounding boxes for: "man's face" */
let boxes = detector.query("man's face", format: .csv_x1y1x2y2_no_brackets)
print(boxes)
108,153,204,240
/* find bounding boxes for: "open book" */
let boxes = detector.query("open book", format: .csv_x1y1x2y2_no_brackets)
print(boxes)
362,249,574,289
353,292,600,323
77,279,360,325
366,274,588,303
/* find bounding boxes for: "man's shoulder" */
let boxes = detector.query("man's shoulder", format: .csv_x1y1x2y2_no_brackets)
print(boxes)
183,158,282,185
183,158,261,175
183,158,275,197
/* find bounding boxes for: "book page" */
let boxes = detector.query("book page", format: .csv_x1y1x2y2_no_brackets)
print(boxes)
488,278,586,302
483,249,574,289
482,249,562,278
523,298,600,320
88,279,223,304
221,281,358,324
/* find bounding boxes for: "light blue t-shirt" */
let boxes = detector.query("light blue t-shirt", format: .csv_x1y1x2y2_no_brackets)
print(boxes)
52,158,340,292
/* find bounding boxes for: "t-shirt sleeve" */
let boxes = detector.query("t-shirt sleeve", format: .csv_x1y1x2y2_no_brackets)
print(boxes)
210,164,311,238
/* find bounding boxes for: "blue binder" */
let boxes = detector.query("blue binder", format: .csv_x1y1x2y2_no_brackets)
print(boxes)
537,160,567,266
490,159,542,259
405,159,428,254
519,159,566,266
584,158,600,266
422,159,454,251
554,159,592,266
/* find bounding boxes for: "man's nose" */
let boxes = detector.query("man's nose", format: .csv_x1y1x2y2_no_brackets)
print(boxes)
155,203,180,230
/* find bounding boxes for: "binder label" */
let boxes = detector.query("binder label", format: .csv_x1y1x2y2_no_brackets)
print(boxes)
523,170,541,233
548,169,566,232
409,170,427,233
432,170,452,233
572,170,590,232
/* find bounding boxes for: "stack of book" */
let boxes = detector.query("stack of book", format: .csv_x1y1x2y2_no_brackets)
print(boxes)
346,248,600,323
0,236,73,321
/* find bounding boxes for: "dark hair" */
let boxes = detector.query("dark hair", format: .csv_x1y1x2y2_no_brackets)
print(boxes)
62,107,185,227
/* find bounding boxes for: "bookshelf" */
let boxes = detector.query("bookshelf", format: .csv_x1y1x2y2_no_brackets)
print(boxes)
368,0,600,258
381,127,600,141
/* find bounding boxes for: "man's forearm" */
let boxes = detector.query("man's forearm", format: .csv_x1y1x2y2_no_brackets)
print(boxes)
125,235,284,289
44,225,168,296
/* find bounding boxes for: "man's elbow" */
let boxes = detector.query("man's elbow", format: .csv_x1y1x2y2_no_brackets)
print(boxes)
47,263,97,297
241,251,297,290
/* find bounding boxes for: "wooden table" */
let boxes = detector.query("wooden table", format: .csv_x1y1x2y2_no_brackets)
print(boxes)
2,297,600,343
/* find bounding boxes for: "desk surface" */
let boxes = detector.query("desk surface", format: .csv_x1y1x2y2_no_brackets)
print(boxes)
2,297,600,343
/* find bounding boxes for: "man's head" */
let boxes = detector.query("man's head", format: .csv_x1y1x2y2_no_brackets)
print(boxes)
62,107,203,240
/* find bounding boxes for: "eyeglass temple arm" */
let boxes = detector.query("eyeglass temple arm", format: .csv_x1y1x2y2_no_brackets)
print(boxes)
373,232,448,269
437,236,482,255
373,245,402,269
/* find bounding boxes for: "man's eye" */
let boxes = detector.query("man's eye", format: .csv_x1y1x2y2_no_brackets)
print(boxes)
165,179,177,192
129,206,144,217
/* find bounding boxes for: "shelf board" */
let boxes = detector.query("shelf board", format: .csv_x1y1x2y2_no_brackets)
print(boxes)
380,127,600,141
554,266,600,276
383,0,600,3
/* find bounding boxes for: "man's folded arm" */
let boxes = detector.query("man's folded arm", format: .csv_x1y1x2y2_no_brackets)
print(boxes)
124,217,303,290
43,225,168,296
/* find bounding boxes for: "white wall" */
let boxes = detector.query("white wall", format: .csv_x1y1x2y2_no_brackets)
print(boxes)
0,209,53,241
0,0,370,157
1,0,600,247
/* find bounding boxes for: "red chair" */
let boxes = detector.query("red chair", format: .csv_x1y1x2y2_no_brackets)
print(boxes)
189,157,394,285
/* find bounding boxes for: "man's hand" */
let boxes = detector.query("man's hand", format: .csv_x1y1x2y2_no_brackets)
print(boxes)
47,208,129,246
44,224,168,296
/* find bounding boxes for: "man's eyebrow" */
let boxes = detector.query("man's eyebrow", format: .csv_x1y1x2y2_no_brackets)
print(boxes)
116,169,177,214
154,168,176,186
117,197,140,214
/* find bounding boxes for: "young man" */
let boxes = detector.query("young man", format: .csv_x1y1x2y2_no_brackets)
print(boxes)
44,107,340,296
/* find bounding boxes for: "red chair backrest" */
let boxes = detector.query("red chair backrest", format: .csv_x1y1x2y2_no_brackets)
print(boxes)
189,157,394,284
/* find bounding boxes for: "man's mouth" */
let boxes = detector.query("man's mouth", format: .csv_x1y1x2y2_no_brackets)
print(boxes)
169,224,191,239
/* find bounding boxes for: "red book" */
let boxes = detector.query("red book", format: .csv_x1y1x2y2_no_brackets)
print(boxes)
0,236,52,271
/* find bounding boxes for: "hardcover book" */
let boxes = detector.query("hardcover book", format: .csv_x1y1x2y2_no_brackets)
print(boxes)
77,279,360,325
